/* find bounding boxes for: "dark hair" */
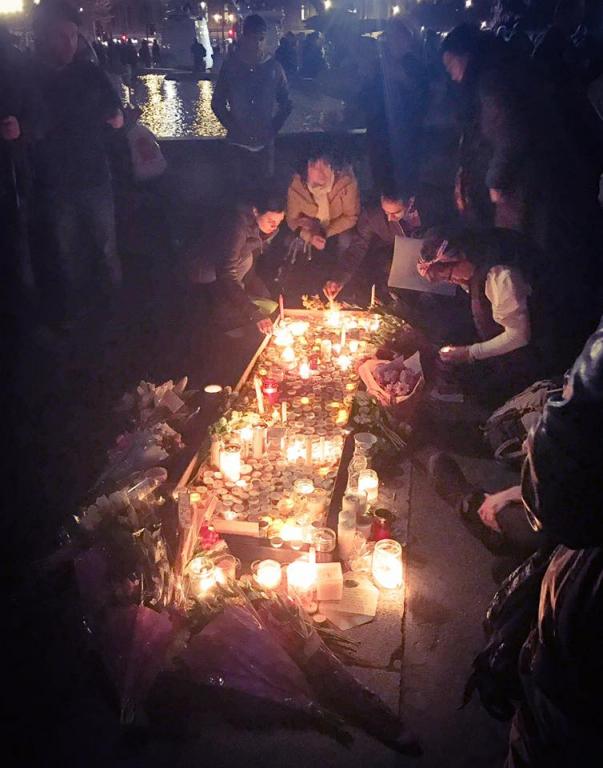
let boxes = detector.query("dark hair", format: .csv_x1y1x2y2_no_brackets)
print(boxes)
440,24,481,57
33,0,81,32
295,138,345,181
250,184,286,214
380,179,412,203
243,14,267,36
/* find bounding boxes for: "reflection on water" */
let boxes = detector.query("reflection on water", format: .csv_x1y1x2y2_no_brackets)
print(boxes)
131,74,342,138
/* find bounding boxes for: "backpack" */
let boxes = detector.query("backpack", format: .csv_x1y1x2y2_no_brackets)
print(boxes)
483,378,563,463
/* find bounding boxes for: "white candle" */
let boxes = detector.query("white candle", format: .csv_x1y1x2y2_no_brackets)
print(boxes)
239,425,253,459
274,328,294,347
370,284,376,307
326,308,341,327
320,338,332,361
340,325,346,348
337,354,352,371
254,376,265,415
255,559,282,590
279,294,285,322
349,339,359,354
281,401,287,424
372,539,403,589
282,346,296,364
290,321,309,337
287,559,316,600
358,469,379,504
220,444,241,483
299,361,311,379
252,424,266,459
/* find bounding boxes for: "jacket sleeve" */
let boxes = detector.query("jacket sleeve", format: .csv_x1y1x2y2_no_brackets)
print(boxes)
211,62,235,132
272,62,293,134
287,177,312,233
214,215,261,322
325,177,361,238
332,208,375,285
479,70,529,192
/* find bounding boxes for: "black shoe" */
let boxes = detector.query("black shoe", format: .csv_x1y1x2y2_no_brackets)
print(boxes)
428,452,477,509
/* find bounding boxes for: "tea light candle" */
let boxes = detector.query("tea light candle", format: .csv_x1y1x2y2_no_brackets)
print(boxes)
358,469,379,503
372,539,403,589
274,328,294,347
290,321,309,337
255,559,282,590
282,346,296,364
287,558,317,602
220,444,242,483
337,354,352,371
294,478,315,496
254,376,265,415
299,360,311,379
349,339,359,354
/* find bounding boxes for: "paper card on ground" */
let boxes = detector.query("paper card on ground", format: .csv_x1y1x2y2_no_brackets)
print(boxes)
316,562,343,602
319,573,379,630
388,237,456,296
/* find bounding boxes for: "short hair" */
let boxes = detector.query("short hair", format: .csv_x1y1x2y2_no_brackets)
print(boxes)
251,183,286,214
440,24,481,57
243,14,267,37
33,0,81,32
380,179,412,203
296,137,344,181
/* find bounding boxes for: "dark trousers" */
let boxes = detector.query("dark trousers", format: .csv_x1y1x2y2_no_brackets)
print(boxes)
34,182,121,322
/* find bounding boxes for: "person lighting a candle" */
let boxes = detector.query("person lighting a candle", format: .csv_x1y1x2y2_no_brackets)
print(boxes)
416,228,551,403
324,181,422,303
189,185,286,336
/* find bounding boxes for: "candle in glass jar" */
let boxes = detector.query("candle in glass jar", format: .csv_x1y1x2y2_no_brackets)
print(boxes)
262,378,280,406
349,339,359,354
358,469,379,504
188,556,216,598
290,321,309,337
372,539,403,589
337,354,352,371
282,346,296,364
287,558,316,606
220,443,242,483
215,554,238,584
299,360,311,379
252,423,266,459
326,309,341,327
274,327,294,347
294,478,315,496
254,559,282,590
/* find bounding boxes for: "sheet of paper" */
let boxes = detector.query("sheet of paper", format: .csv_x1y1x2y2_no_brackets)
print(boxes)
159,389,185,414
388,237,456,296
319,573,379,630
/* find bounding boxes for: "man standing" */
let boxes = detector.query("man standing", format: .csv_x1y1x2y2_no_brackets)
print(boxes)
212,14,292,188
31,1,123,326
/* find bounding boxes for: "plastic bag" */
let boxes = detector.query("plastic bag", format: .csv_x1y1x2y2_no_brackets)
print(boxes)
127,122,167,181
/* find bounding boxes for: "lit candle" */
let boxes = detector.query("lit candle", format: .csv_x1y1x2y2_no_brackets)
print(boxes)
287,557,317,608
299,360,311,379
337,354,352,371
326,308,341,327
282,346,296,364
220,443,242,483
239,425,253,459
294,478,315,496
254,376,265,415
290,320,309,337
369,314,381,332
320,338,332,361
254,559,282,590
281,401,287,424
279,293,285,322
372,539,403,589
252,423,266,459
188,556,216,598
274,327,294,347
358,469,379,504
370,284,376,307
340,325,346,348
349,339,359,354
262,378,280,406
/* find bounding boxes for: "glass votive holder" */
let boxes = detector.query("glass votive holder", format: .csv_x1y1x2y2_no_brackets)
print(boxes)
372,539,403,590
312,526,337,562
252,559,282,590
358,469,379,504
187,556,216,599
287,556,317,611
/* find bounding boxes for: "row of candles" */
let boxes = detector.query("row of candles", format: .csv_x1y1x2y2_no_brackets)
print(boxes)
188,537,403,603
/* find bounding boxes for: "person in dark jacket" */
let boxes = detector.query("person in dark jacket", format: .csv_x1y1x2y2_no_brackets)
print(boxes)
501,315,603,767
190,187,286,335
323,182,422,302
211,14,292,188
361,18,429,194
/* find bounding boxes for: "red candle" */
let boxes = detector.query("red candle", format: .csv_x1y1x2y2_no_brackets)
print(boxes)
371,509,393,541
262,378,280,406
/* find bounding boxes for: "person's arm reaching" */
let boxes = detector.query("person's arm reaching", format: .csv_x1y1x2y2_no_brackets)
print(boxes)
331,208,375,285
272,62,292,135
214,214,262,323
469,267,531,361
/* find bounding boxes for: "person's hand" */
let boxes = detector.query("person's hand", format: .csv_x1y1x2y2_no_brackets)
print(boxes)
256,317,273,335
298,216,321,234
310,234,326,250
1,115,20,141
439,345,471,364
323,280,343,301
106,109,124,129
477,494,504,533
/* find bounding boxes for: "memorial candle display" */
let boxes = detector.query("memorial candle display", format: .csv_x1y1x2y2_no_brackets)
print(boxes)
372,539,403,589
287,558,316,609
254,559,282,590
262,378,280,406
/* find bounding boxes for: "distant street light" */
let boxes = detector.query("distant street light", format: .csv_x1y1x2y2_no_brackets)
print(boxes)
392,4,400,14
213,13,222,22
465,0,473,7
0,0,23,13
324,0,332,9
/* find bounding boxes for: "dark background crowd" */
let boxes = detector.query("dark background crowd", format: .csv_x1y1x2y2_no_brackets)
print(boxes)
3,0,603,766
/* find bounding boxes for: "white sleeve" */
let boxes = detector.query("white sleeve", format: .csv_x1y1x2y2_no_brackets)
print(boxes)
469,266,532,361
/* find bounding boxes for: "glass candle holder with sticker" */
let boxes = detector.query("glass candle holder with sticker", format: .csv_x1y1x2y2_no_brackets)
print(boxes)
220,443,242,483
312,526,337,563
372,539,403,590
